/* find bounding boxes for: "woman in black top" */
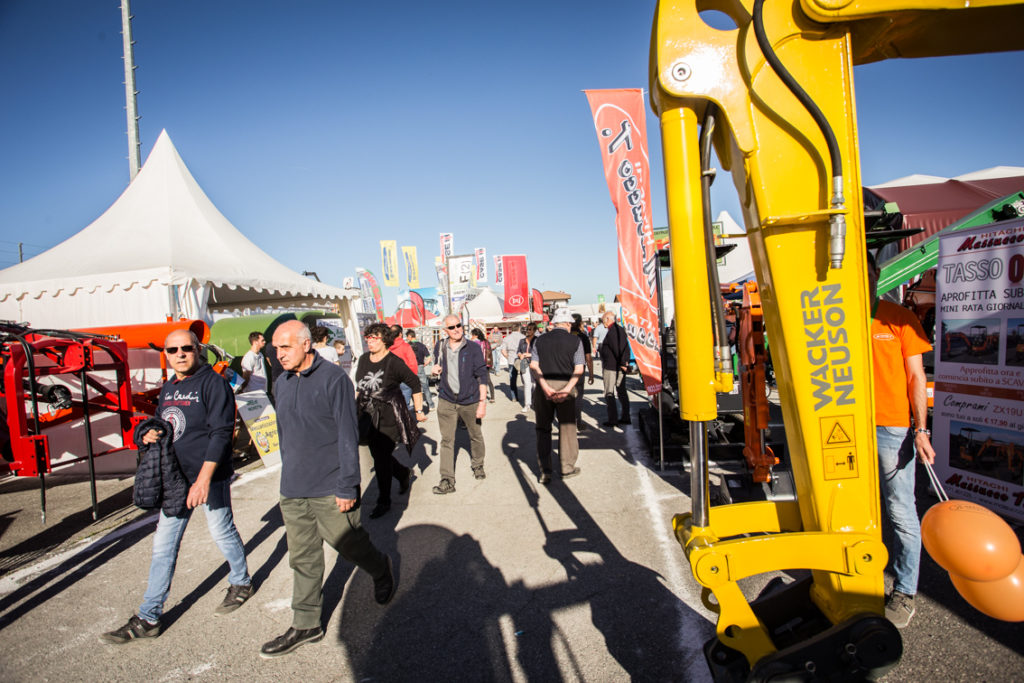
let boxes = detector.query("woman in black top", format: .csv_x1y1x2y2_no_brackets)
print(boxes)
354,323,427,519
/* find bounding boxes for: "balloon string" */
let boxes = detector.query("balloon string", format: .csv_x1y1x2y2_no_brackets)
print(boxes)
924,462,949,502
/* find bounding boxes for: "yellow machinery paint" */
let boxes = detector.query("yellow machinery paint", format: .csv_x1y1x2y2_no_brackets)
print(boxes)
650,0,1024,676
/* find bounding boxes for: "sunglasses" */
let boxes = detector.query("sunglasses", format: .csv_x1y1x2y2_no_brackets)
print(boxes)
165,345,196,354
364,334,382,340
447,323,463,330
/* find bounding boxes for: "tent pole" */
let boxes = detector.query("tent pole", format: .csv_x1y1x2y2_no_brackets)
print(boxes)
120,0,142,181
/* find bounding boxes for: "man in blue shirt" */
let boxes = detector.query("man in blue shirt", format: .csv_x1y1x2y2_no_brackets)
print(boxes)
260,321,395,659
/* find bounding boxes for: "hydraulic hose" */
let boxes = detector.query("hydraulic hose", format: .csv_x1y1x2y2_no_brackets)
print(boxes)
752,0,847,269
698,105,732,378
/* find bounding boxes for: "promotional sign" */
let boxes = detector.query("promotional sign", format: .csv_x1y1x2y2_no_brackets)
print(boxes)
342,276,356,289
585,88,662,395
355,268,385,322
503,254,529,315
412,287,444,318
532,289,545,317
474,247,487,284
409,290,427,325
402,246,420,288
235,391,281,467
448,254,475,315
380,240,399,287
932,218,1024,522
440,233,454,263
494,255,504,285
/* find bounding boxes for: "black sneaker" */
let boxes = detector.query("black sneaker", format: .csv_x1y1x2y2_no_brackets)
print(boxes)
473,467,486,480
538,472,552,485
215,583,254,615
374,554,397,605
885,591,916,629
432,478,456,495
369,502,391,519
618,417,632,425
99,615,161,644
259,626,324,659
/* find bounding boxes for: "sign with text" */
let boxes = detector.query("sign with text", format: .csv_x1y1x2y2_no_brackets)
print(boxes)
380,240,399,287
585,88,662,395
503,254,529,315
448,254,475,314
402,246,420,289
932,218,1024,522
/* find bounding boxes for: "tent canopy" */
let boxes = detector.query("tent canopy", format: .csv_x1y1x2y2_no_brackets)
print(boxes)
0,130,360,332
866,166,1024,246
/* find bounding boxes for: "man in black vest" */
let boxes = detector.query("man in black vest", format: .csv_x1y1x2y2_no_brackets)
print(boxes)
599,311,631,427
530,308,585,484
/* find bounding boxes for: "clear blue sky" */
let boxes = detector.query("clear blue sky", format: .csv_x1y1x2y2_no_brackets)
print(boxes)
1,1,1022,312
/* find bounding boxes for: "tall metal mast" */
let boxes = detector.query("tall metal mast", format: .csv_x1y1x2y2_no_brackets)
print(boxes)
121,0,141,181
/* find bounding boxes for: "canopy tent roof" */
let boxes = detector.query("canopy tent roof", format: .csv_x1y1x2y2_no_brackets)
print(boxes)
465,288,505,324
0,130,358,325
866,166,1024,246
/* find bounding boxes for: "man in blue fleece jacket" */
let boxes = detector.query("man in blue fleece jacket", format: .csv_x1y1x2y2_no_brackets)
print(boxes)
101,329,252,645
260,320,395,659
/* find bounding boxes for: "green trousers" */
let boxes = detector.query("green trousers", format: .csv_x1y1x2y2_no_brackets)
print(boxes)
279,495,387,629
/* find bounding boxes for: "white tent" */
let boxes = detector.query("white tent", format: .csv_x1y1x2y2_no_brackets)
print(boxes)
0,130,361,344
464,288,505,325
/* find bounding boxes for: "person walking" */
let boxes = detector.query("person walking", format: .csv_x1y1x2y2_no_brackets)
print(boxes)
599,311,631,427
570,313,594,430
517,323,538,413
488,327,503,374
531,309,585,484
406,329,434,414
260,321,396,659
430,315,488,494
501,325,525,402
101,330,252,644
239,331,268,393
471,328,496,403
354,323,426,519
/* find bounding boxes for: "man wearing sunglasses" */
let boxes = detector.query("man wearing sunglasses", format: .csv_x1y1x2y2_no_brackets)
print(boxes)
430,315,488,494
102,329,252,644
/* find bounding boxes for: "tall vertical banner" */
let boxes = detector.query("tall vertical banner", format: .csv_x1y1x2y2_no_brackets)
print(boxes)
503,254,529,315
380,240,399,287
440,233,454,264
409,290,427,326
474,248,487,284
448,254,475,315
355,268,385,322
931,218,1024,522
402,246,420,288
532,289,545,317
494,255,504,285
585,88,662,395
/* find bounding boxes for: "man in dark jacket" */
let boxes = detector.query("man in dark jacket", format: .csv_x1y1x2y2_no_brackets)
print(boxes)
599,311,632,427
260,321,395,659
430,315,488,493
531,308,585,483
101,329,252,645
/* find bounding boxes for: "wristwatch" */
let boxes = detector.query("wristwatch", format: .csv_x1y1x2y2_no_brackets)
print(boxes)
915,428,931,437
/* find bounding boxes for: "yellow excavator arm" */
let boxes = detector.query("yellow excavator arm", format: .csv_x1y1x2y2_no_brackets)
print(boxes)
650,0,1023,678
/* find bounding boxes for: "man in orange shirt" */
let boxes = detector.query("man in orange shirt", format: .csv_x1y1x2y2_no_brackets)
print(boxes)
868,254,936,629
389,324,420,411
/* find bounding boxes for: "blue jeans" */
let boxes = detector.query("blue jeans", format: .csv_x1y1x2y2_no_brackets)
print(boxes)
877,426,921,596
138,479,250,622
417,366,434,410
400,383,414,411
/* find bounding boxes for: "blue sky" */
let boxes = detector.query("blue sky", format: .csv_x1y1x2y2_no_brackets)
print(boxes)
1,1,1022,311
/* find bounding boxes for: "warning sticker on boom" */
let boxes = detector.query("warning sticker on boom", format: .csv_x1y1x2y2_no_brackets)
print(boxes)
820,415,857,480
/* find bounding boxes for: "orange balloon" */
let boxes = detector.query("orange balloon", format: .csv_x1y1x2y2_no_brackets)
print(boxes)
920,500,1021,581
950,555,1024,622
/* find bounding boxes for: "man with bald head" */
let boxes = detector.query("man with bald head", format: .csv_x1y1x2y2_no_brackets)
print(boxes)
260,321,395,659
599,311,632,427
429,314,488,494
101,329,252,644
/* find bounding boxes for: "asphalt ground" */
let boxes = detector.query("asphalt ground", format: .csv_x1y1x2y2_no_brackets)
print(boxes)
0,367,1021,682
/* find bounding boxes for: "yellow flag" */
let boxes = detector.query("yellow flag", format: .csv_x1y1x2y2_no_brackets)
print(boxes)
380,240,399,287
402,246,420,288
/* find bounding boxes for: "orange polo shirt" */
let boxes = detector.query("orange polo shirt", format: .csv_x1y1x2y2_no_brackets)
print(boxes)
871,300,932,427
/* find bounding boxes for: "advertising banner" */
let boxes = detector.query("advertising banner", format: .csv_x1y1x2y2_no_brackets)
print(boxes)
440,233,453,263
409,290,427,325
448,254,475,315
503,254,529,315
402,246,420,289
355,268,385,322
380,240,399,287
412,287,444,319
585,88,662,395
494,255,504,285
932,218,1024,522
235,391,281,467
474,247,487,284
342,276,356,289
532,289,545,317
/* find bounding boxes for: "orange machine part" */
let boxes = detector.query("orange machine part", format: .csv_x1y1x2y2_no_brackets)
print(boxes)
74,319,210,349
